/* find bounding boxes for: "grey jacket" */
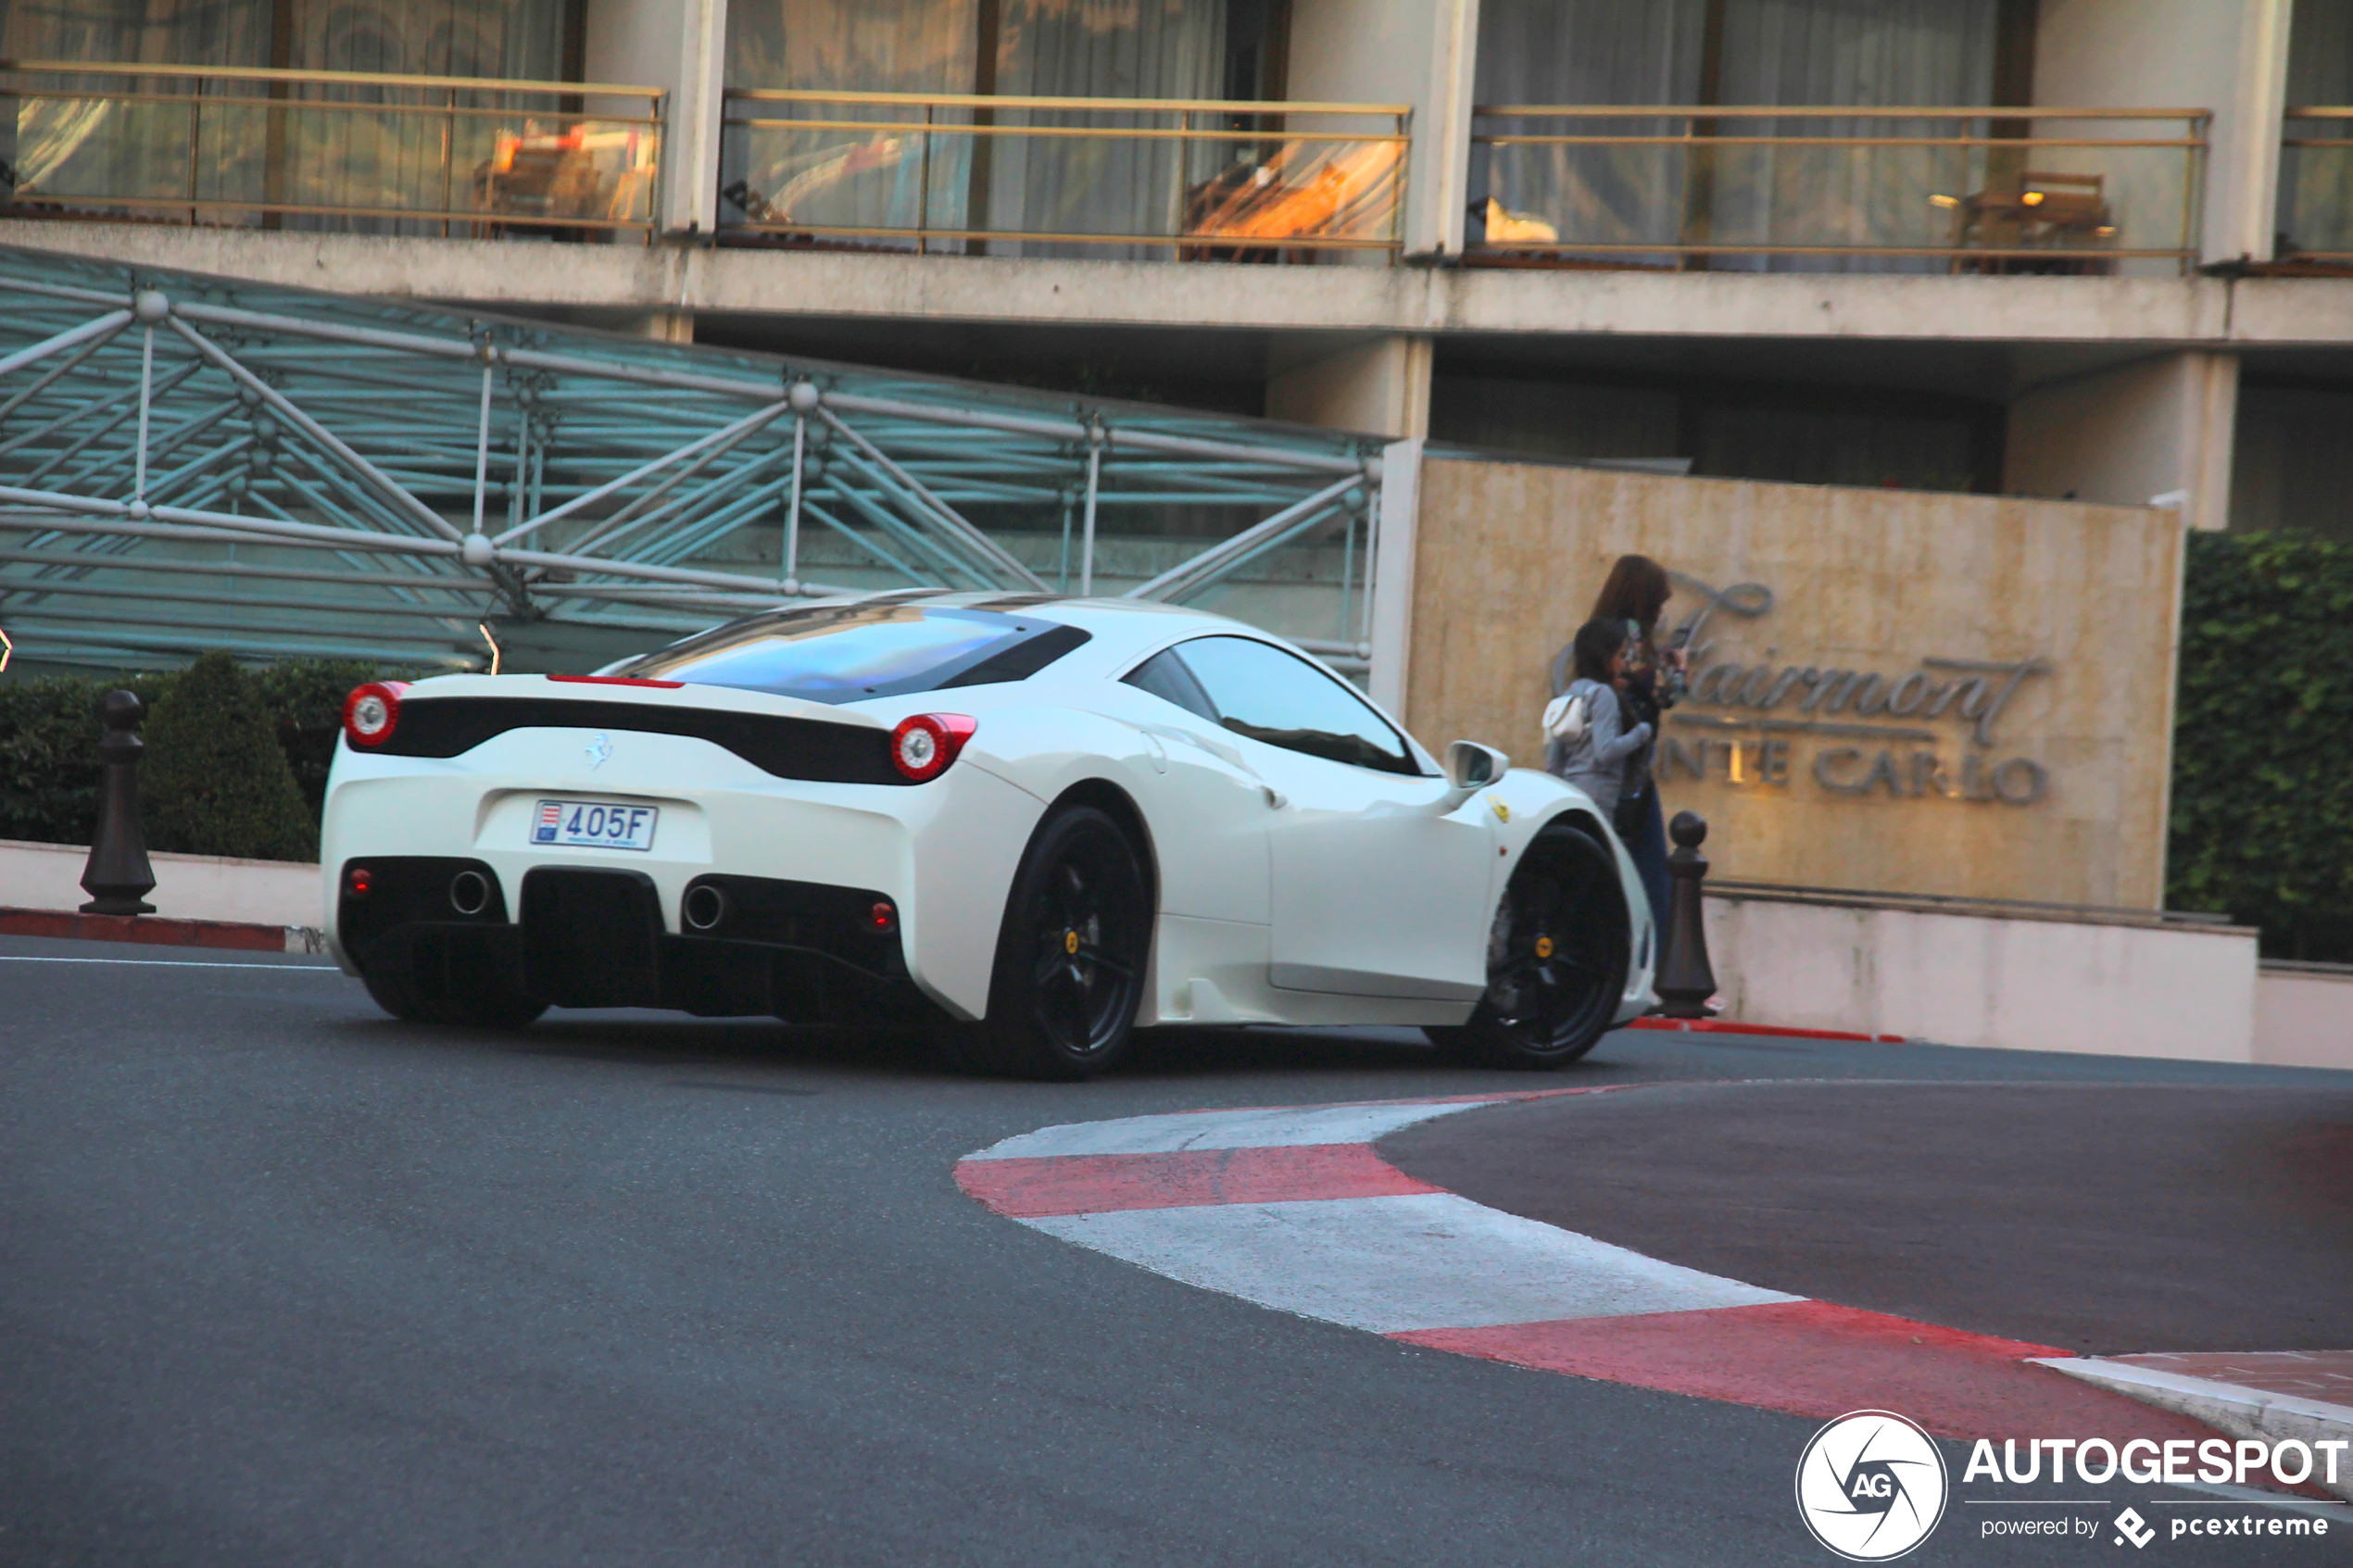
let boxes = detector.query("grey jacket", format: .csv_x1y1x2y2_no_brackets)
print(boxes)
1544,678,1653,816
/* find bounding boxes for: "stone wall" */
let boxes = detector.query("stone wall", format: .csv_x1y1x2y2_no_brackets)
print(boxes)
1403,457,2184,908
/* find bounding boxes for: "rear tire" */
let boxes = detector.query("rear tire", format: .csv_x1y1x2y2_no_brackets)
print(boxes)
1425,822,1629,1070
948,805,1151,1080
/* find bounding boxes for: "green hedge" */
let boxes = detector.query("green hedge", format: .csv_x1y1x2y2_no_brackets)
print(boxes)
0,659,384,859
2168,531,2353,962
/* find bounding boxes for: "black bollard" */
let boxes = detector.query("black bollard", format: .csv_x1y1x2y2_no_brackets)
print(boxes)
1655,810,1717,1019
80,690,157,916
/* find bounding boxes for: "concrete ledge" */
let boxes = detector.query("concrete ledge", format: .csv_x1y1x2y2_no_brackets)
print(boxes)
0,838,323,928
0,906,323,954
18,223,2334,345
2256,962,2353,1071
1703,889,2265,1062
2032,1358,2353,1501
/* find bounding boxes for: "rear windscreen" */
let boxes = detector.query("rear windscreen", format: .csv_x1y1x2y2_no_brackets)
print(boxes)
606,603,1088,704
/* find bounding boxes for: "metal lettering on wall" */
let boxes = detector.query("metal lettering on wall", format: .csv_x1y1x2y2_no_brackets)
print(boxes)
1660,576,2051,807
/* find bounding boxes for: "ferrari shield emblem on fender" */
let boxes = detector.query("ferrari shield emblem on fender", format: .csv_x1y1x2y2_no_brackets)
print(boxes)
1491,800,1510,822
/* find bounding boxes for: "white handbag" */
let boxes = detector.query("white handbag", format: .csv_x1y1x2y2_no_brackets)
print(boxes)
1541,688,1591,744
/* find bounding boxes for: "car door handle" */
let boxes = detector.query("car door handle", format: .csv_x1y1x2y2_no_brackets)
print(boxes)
1262,785,1287,809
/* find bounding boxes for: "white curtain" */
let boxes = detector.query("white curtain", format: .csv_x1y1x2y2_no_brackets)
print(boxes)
2278,0,2353,256
723,0,980,241
988,0,1227,257
1472,0,1998,270
3,0,273,206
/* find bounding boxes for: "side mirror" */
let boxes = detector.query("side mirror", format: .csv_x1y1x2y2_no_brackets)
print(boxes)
1437,740,1509,812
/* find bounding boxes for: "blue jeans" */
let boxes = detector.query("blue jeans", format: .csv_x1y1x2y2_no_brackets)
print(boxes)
1619,784,1670,938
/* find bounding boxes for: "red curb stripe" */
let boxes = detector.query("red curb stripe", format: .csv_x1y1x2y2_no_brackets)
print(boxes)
1629,1018,1906,1044
1392,1300,2225,1442
0,907,291,952
956,1144,1444,1218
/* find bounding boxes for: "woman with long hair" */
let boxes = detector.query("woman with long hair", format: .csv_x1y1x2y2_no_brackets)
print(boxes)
1561,554,1681,935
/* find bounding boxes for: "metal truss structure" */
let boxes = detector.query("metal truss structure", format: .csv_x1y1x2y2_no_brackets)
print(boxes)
0,246,1387,677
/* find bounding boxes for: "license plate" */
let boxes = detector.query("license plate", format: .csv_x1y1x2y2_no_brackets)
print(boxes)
532,799,658,852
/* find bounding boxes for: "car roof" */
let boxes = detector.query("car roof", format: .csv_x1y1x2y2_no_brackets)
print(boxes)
797,589,1269,659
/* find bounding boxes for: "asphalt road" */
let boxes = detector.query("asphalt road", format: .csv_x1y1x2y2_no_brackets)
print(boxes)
3,933,2347,1567
1381,1082,2353,1355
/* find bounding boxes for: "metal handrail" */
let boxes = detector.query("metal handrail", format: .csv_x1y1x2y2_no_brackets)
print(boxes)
720,88,1410,262
1466,103,2208,271
729,86,1409,116
1478,104,2211,119
2282,105,2353,147
0,58,662,97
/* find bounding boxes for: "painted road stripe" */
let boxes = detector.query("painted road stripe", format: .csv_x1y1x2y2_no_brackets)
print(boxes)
968,1099,1509,1160
958,1144,1443,1218
1026,1192,1797,1334
955,1090,2255,1445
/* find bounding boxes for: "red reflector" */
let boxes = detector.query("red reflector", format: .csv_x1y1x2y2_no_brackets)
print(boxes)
869,901,897,934
547,674,685,688
346,867,373,897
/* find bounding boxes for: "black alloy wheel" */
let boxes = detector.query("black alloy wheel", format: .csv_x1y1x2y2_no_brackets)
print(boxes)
1426,822,1630,1069
957,804,1151,1079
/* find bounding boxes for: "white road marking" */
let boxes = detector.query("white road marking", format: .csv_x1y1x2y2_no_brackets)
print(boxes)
970,1100,1502,1160
1021,1191,1799,1334
0,955,341,971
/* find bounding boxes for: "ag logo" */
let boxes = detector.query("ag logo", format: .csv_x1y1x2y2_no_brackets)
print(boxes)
1794,1410,1949,1561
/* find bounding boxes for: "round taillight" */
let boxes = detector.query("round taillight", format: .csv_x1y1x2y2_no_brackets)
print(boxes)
342,681,408,747
888,713,976,783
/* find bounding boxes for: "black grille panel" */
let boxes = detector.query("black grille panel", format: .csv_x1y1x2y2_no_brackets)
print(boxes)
366,696,905,784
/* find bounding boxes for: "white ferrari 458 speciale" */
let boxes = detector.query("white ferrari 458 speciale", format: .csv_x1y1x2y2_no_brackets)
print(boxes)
322,594,1655,1077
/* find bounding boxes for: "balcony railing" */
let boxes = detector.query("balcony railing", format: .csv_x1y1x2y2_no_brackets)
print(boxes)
2278,108,2353,263
1467,106,2208,275
0,60,662,239
719,89,1409,261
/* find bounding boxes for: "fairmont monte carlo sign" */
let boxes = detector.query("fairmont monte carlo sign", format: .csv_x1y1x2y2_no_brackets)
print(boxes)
1658,575,2052,807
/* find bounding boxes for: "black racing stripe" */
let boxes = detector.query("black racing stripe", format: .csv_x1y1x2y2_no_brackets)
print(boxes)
364,696,906,784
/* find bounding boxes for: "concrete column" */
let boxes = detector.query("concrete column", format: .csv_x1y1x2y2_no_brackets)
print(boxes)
584,0,726,237
1266,335,1434,439
2033,0,2293,264
1284,0,1480,257
1366,436,1423,719
2004,351,2240,531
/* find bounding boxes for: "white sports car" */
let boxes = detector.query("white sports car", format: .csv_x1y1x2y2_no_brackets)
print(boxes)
322,594,1655,1077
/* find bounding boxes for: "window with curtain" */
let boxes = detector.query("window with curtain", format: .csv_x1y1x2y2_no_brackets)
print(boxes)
724,0,1264,255
2,1,579,232
2232,384,2353,539
987,0,1227,255
2279,0,2353,257
1473,0,2001,272
277,0,573,232
1429,370,1994,493
3,0,274,207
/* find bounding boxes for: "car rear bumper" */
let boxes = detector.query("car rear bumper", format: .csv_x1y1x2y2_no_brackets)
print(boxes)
339,859,943,1022
321,728,1046,1018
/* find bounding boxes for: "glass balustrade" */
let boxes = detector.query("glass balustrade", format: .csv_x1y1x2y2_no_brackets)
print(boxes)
1468,107,2208,276
0,61,662,239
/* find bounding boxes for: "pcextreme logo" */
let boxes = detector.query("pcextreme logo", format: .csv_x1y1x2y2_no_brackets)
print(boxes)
1795,1411,1951,1562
